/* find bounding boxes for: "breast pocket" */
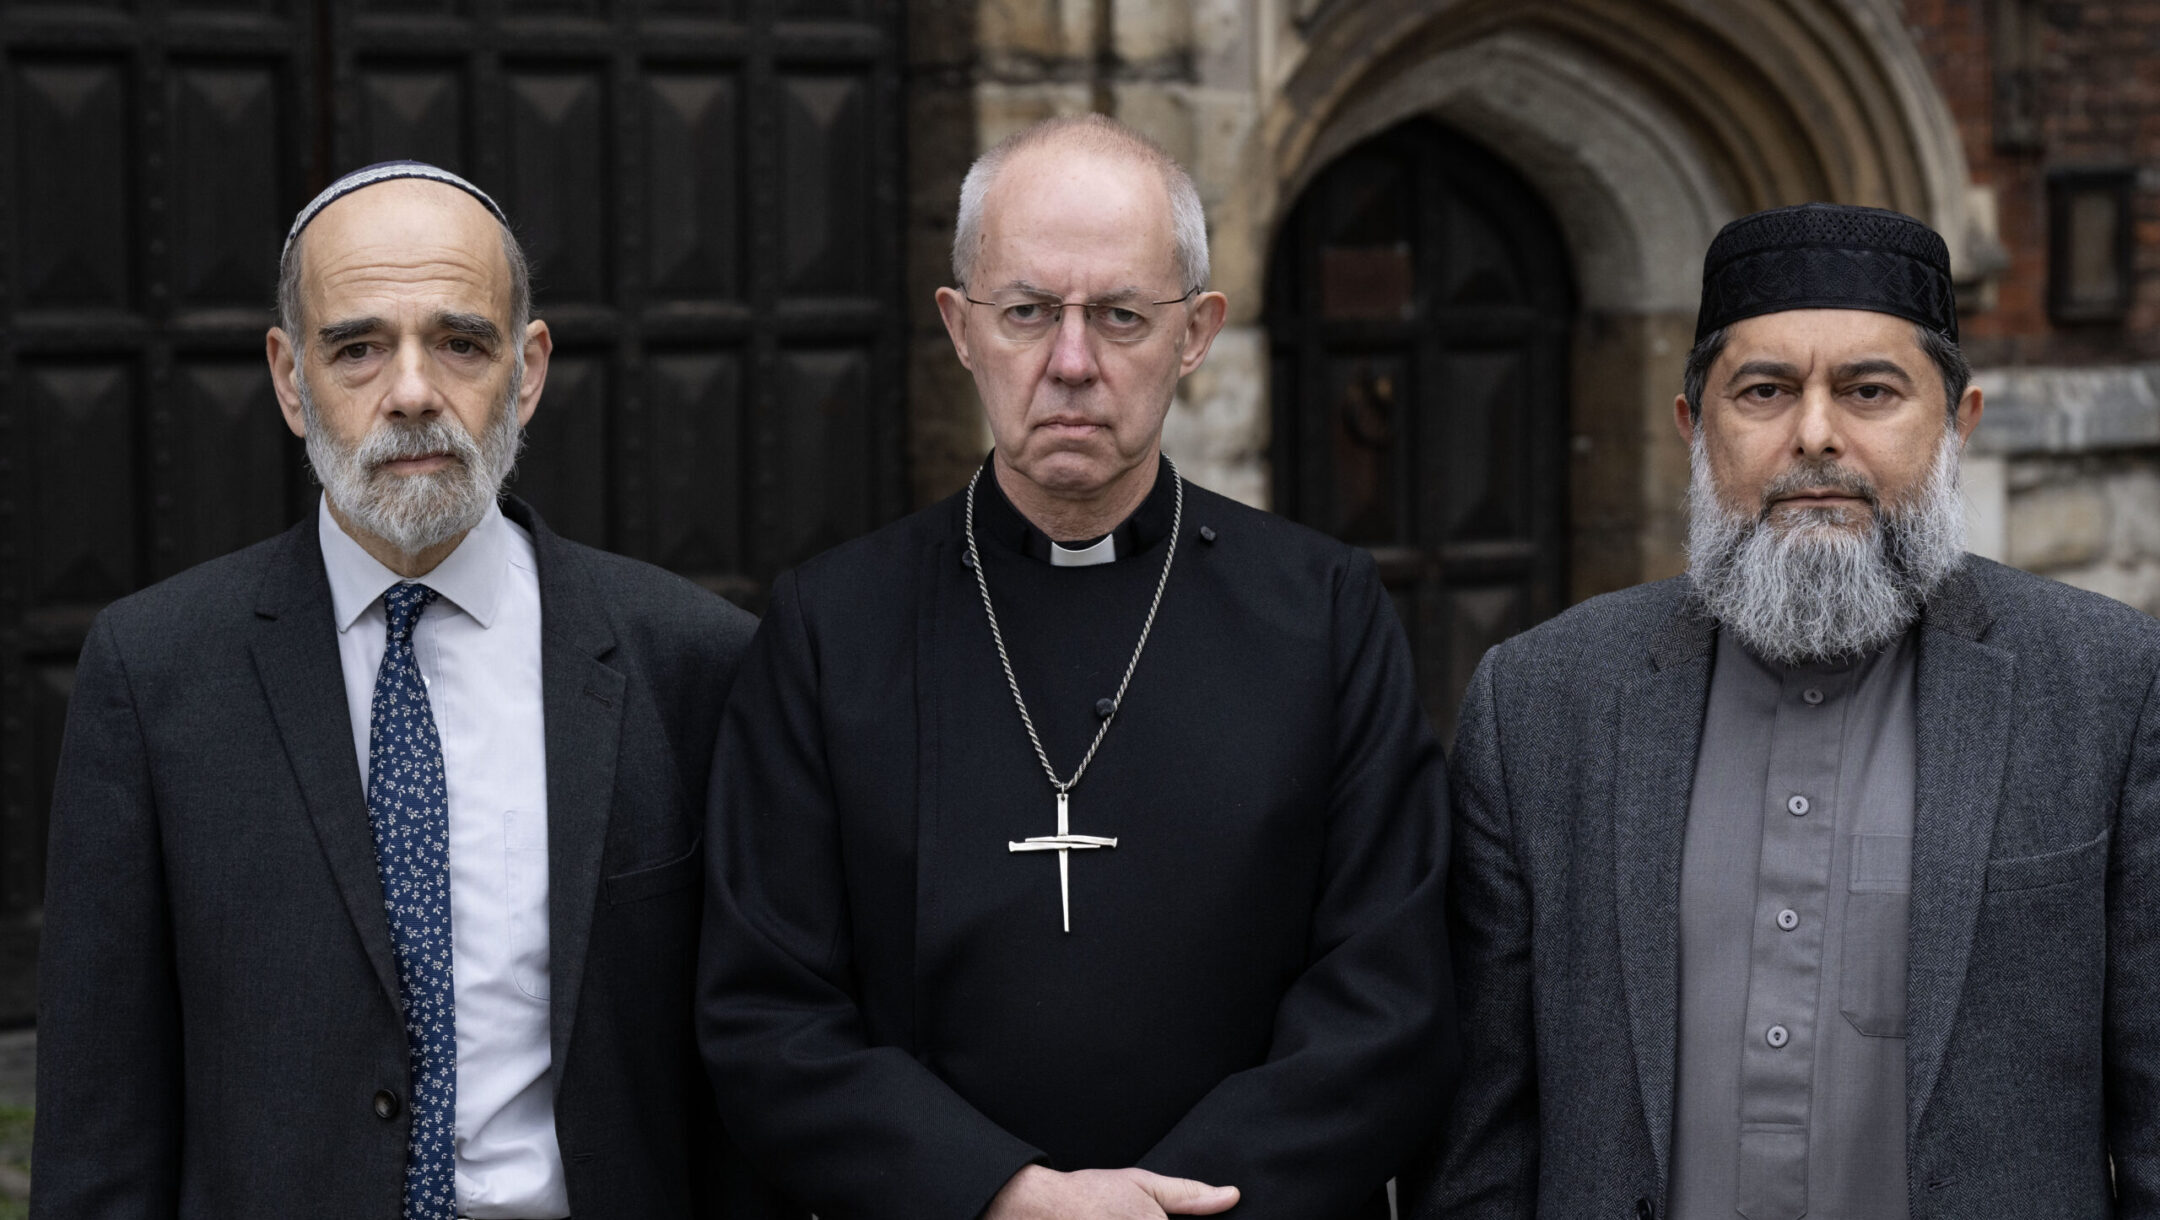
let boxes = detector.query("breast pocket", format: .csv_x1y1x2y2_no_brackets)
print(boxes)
1985,827,2109,893
506,808,551,1001
603,837,703,906
1840,833,1910,1038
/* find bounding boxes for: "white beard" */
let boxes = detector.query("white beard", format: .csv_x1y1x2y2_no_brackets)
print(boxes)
299,370,524,557
1686,429,1965,666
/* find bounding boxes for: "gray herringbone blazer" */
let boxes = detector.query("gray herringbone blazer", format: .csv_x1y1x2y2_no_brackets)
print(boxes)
1404,557,2160,1220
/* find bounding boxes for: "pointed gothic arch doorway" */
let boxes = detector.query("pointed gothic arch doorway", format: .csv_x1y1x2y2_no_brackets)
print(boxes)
1267,119,1576,740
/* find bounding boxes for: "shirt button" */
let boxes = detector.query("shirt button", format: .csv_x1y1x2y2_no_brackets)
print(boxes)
1787,794,1810,816
1802,687,1824,705
1777,908,1799,930
373,1089,401,1119
1766,1025,1790,1049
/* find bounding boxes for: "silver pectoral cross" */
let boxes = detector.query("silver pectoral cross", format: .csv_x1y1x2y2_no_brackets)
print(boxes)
1008,791,1117,933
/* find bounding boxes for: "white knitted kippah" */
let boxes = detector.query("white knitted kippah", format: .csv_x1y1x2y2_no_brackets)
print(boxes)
283,160,510,258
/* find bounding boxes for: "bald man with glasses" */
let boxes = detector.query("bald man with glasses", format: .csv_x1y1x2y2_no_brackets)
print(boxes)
695,114,1459,1220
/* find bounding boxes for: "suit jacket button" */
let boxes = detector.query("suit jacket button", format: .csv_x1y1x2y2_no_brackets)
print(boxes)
373,1089,401,1120
1637,1201,1655,1220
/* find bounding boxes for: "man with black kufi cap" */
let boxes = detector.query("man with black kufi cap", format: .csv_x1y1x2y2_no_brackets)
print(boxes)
33,162,793,1219
1402,202,2160,1220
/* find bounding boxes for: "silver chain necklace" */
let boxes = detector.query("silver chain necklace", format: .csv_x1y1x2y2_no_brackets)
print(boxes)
965,459,1183,794
966,460,1184,932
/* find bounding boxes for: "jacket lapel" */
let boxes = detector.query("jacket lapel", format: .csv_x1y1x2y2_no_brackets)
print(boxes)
250,515,404,1009
1905,563,2010,1140
1611,587,1717,1189
508,499,626,1068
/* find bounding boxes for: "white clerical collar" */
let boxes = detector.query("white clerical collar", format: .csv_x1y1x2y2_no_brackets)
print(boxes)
1049,534,1118,567
319,495,510,632
972,454,1171,565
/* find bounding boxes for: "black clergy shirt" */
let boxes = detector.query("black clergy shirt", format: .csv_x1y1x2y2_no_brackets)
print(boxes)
698,457,1457,1220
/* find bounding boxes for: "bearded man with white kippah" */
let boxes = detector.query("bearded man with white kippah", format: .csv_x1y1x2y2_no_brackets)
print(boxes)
1404,203,2160,1220
33,162,794,1220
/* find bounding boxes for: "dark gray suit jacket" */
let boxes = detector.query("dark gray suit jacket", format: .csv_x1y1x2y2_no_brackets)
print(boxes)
1406,558,2160,1220
31,497,790,1219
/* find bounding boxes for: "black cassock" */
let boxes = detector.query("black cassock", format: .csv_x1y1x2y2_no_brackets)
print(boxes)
699,458,1456,1219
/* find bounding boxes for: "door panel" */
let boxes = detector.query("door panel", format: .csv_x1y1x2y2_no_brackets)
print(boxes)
646,347,747,576
170,63,289,309
513,353,610,546
14,58,135,313
356,64,468,170
166,360,293,579
505,66,610,304
645,70,743,300
1268,120,1573,741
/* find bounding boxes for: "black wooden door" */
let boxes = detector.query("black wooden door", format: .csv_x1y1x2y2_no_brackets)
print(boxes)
1267,120,1573,741
0,0,905,1025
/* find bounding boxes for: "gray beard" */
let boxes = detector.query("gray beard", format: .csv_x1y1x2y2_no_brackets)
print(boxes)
1686,429,1965,666
299,369,524,557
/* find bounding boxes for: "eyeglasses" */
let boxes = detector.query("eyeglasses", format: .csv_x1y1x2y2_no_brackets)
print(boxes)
960,287,1201,345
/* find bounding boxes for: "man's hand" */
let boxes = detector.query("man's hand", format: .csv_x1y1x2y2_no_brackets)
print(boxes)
985,1165,1240,1218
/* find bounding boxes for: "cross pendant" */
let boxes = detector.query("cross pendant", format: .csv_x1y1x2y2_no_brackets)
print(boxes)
1008,791,1118,933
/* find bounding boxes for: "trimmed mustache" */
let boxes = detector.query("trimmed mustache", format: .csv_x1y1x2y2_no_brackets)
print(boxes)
1758,458,1879,519
353,416,480,475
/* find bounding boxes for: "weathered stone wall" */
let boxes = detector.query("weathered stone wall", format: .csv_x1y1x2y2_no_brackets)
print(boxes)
2004,453,2160,610
1971,364,2160,613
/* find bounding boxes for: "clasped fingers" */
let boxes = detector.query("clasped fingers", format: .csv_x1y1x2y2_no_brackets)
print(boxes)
985,1164,1241,1218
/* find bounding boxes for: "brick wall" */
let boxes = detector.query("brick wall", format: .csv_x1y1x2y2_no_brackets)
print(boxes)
1906,0,2160,365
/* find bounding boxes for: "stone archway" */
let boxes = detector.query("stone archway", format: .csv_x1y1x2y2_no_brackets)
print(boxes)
1270,0,1982,267
1251,0,1989,597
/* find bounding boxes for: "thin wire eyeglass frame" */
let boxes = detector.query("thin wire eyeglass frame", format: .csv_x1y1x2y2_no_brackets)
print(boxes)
959,286,1202,344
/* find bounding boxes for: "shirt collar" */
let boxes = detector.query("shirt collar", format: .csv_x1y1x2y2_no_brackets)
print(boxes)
318,495,510,632
972,453,1176,566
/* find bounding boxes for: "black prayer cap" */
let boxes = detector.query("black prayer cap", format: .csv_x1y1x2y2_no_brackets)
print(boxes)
1693,202,1957,343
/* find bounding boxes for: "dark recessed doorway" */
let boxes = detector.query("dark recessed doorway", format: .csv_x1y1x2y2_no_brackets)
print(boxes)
1267,119,1575,740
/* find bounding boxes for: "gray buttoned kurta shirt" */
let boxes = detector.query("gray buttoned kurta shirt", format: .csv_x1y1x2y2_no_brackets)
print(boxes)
1669,628,1917,1220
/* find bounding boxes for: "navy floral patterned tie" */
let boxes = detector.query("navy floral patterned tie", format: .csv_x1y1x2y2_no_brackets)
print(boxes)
367,582,456,1220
